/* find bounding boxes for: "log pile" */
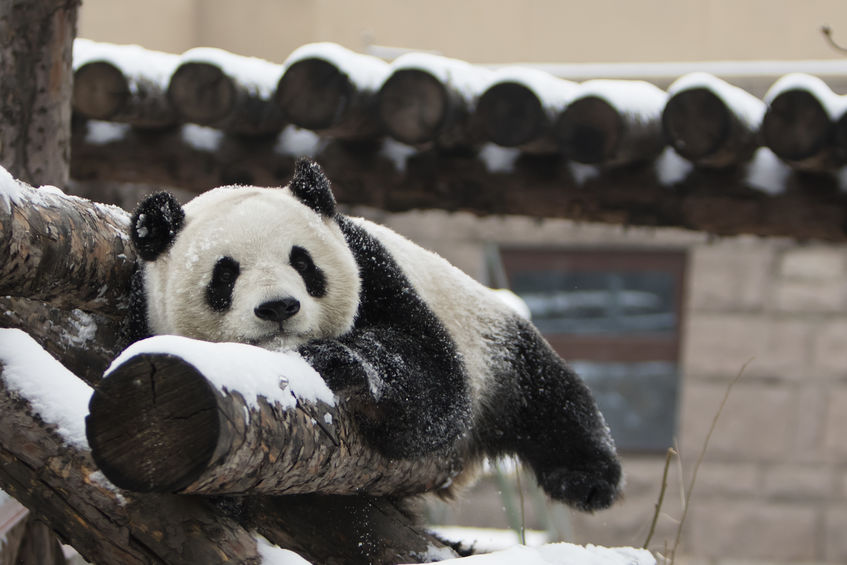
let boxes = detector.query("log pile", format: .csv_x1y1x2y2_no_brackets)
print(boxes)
69,39,847,241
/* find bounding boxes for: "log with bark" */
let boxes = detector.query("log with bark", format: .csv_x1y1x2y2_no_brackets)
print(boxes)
663,74,764,168
87,341,463,497
167,49,286,135
276,44,387,139
554,80,666,167
0,168,461,563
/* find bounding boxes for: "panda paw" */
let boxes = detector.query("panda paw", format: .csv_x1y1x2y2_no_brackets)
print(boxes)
537,460,622,512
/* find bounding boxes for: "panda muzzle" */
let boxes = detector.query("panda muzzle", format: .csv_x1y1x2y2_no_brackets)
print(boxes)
254,298,301,323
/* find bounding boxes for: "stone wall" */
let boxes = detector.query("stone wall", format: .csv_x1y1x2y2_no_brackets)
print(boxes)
361,207,847,564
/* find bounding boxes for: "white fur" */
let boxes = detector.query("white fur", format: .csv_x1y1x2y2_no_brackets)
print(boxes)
143,186,360,349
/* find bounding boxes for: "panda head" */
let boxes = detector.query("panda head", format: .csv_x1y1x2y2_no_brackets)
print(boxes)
130,158,360,349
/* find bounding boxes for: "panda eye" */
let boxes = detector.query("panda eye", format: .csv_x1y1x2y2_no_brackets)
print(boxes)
290,246,327,298
207,256,240,312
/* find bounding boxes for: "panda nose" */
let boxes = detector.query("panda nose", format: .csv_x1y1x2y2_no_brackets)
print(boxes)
254,298,300,322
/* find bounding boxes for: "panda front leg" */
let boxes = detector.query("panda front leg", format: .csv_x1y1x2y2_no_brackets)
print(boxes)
482,321,623,512
299,327,472,460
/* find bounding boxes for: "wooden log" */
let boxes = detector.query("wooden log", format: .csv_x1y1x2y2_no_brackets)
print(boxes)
663,73,764,167
87,342,464,497
167,48,285,135
276,43,387,139
0,331,271,565
475,69,575,154
378,53,486,148
72,39,180,129
0,168,136,319
554,80,666,166
73,62,178,129
761,74,844,170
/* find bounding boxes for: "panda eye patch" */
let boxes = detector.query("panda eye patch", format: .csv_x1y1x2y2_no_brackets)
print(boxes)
290,246,327,298
207,256,240,311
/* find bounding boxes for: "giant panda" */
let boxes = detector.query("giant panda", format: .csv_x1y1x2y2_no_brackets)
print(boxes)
128,157,622,512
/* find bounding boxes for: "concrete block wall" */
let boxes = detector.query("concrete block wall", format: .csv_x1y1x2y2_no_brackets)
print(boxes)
364,208,847,564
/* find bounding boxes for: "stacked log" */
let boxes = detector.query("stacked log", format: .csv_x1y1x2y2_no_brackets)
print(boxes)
663,73,764,168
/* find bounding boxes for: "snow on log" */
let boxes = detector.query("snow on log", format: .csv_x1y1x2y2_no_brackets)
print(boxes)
761,73,847,170
72,39,179,129
0,329,270,565
0,165,136,318
475,68,574,154
378,53,488,148
167,48,285,135
87,336,464,497
276,43,388,139
663,73,764,168
554,80,666,166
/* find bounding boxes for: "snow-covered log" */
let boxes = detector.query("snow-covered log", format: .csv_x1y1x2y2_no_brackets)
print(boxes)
0,329,273,565
378,53,487,148
554,80,666,166
167,48,285,135
761,74,846,170
0,167,136,319
276,43,388,139
87,337,463,497
72,39,179,129
663,73,764,168
475,69,574,154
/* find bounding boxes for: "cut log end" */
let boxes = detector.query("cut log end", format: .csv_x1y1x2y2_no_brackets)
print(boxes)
475,82,545,147
554,96,622,164
276,58,352,130
762,89,832,162
377,69,448,145
72,62,129,120
168,62,236,124
663,87,731,161
87,354,220,493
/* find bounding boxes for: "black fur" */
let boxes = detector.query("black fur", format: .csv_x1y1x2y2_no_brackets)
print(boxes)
298,217,472,459
289,157,336,217
476,319,621,511
130,192,185,261
290,246,327,298
206,256,240,311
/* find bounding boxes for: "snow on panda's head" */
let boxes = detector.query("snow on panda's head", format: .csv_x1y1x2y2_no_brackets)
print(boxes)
130,158,360,349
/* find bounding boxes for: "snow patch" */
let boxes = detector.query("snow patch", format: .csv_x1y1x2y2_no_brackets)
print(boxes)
435,543,655,565
284,42,389,92
105,335,335,410
744,147,791,195
0,165,25,213
0,329,92,449
181,47,283,99
74,38,180,91
87,471,127,505
668,72,765,130
479,144,520,174
574,80,667,123
490,289,531,320
655,147,693,186
182,124,224,152
85,120,131,145
764,73,847,119
568,162,601,186
380,138,417,172
275,126,324,157
255,534,313,564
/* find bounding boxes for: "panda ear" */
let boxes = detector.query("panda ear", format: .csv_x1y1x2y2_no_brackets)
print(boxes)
289,157,337,217
130,192,185,261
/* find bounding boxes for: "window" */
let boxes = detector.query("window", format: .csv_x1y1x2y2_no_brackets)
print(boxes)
491,247,687,452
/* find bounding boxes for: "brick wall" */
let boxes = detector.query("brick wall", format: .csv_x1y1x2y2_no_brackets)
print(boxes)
366,208,847,564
